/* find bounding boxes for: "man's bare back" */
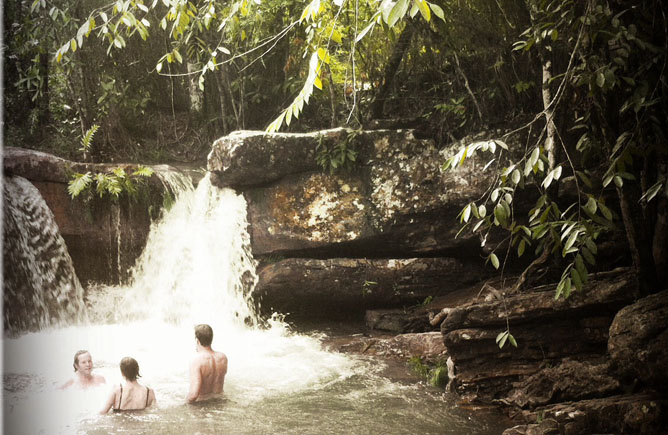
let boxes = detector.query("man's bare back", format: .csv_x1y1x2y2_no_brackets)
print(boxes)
187,324,228,403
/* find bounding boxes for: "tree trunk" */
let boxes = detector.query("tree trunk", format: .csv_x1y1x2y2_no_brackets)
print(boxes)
540,48,557,172
38,51,50,127
617,180,659,296
370,21,416,120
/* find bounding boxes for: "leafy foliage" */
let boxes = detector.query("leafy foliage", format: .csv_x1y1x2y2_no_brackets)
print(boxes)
68,165,155,200
315,129,360,174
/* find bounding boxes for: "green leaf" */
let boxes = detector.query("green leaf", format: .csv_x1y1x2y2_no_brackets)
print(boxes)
529,147,540,167
498,331,508,348
598,201,613,220
489,253,500,269
428,2,445,21
640,180,664,202
582,247,596,265
564,230,579,253
388,0,410,27
518,239,526,257
356,19,377,43
67,172,92,198
496,330,507,344
508,334,517,347
413,0,430,21
462,203,472,223
542,169,554,189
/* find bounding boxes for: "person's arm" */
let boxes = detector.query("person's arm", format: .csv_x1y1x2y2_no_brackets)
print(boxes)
148,388,157,407
187,358,201,403
99,386,118,414
58,379,74,390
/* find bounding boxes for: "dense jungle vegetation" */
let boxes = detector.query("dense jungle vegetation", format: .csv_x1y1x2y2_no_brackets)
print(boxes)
4,0,667,298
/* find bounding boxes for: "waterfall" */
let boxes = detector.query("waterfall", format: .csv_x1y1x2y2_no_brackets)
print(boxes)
86,173,261,330
2,175,87,335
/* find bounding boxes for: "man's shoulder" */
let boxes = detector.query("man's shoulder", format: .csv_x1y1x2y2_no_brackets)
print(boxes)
94,374,106,384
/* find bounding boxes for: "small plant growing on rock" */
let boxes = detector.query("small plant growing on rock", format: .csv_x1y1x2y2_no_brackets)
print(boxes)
68,124,154,200
315,130,360,175
409,356,449,388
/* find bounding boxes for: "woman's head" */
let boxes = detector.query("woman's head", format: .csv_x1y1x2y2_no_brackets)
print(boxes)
120,357,141,381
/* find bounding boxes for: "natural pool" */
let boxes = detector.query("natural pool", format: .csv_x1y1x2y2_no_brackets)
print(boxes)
3,175,509,434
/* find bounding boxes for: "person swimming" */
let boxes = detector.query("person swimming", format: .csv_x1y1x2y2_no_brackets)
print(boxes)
100,357,156,414
59,350,106,390
187,324,228,403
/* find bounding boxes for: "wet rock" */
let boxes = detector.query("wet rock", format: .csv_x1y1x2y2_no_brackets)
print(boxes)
522,394,668,435
3,147,187,284
208,129,346,188
501,418,559,435
440,269,637,403
365,309,432,333
253,257,484,319
608,289,668,391
505,359,620,408
212,128,500,257
330,331,447,363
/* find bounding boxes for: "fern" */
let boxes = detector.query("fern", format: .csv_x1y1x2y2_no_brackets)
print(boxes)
79,124,100,153
133,166,154,177
67,172,93,198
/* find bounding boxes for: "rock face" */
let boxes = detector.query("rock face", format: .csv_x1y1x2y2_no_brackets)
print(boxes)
209,128,494,257
440,269,637,403
254,257,486,319
3,147,187,284
505,359,620,408
521,394,668,435
608,289,668,391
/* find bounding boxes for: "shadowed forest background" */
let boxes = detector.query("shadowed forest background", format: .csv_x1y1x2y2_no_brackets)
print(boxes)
4,0,667,296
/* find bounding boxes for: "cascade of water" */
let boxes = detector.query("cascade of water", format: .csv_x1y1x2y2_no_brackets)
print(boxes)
86,173,260,330
2,175,88,335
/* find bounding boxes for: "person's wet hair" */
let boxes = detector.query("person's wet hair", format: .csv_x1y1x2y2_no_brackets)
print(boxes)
194,324,213,347
120,357,141,381
73,350,89,372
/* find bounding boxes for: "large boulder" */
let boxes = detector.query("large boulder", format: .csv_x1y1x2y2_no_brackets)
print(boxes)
209,129,498,257
608,289,668,391
253,257,486,319
3,147,188,284
439,269,637,403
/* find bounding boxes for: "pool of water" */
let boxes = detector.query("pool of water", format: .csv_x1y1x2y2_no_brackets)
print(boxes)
3,176,511,434
3,321,508,435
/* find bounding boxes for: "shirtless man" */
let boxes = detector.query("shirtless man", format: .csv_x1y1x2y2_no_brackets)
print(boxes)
59,350,106,390
187,324,228,403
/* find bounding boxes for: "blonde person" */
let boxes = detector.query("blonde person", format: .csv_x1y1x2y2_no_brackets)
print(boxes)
59,350,106,390
100,357,156,413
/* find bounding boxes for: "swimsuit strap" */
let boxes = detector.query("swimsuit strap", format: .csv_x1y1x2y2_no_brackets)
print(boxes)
115,384,123,411
145,386,150,407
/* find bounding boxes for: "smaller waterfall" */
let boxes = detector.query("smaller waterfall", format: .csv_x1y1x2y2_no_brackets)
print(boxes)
3,175,87,335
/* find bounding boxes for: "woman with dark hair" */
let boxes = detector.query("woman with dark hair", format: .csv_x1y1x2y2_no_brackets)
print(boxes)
100,357,156,413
